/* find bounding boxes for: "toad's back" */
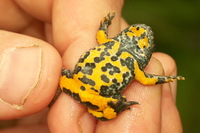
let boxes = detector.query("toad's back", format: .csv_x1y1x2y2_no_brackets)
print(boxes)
59,13,185,121
73,39,135,98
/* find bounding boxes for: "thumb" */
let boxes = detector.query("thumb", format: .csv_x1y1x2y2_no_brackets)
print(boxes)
0,30,62,119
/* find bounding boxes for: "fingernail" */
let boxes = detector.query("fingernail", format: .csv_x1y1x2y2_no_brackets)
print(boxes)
0,45,42,108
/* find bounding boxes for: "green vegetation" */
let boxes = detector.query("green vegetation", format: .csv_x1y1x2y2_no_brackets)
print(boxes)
123,1,200,132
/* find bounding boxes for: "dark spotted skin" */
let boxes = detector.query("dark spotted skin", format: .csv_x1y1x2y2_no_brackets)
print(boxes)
60,12,185,121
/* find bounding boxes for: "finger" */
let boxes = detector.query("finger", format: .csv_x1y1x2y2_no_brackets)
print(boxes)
0,109,49,133
161,83,183,133
0,0,33,32
13,1,59,43
14,0,52,22
0,30,62,119
48,0,124,132
96,57,163,133
153,52,178,101
0,125,49,133
20,20,46,40
48,93,97,133
0,1,47,40
153,52,183,132
52,0,124,55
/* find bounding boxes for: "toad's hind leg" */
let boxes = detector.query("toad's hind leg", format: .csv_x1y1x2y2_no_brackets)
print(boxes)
60,69,81,98
134,61,185,85
88,97,139,121
96,12,115,44
49,69,74,107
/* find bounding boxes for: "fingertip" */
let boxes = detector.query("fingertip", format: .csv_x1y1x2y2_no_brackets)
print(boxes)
48,93,96,133
0,31,62,119
153,53,182,132
52,0,123,55
48,93,81,133
153,52,177,76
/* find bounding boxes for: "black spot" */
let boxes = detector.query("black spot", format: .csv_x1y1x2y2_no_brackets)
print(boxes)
79,51,90,63
63,87,81,102
114,66,120,73
116,51,122,57
101,66,107,72
90,87,98,92
94,57,101,63
80,86,86,91
104,41,115,50
91,47,96,50
136,27,140,30
120,59,126,66
105,63,113,68
101,74,110,83
100,51,110,57
112,78,117,83
110,84,117,90
81,63,96,75
121,72,133,87
125,57,134,71
81,68,93,75
85,63,96,68
79,58,84,63
109,71,114,75
126,72,130,77
78,76,95,86
84,102,99,110
62,69,73,78
74,66,82,74
100,85,110,96
87,79,95,86
97,48,101,51
116,82,120,86
111,56,118,61
123,73,127,79
123,72,129,78
100,51,106,57
100,85,109,91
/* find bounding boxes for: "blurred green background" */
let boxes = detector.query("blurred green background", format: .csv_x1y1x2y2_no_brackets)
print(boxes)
123,0,199,132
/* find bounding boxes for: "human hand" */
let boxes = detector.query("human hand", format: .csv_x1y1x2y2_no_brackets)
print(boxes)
0,0,182,132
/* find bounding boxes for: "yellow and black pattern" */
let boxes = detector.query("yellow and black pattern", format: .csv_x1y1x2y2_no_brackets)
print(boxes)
59,13,185,121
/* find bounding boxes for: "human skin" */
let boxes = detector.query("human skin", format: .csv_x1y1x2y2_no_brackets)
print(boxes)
0,0,182,133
